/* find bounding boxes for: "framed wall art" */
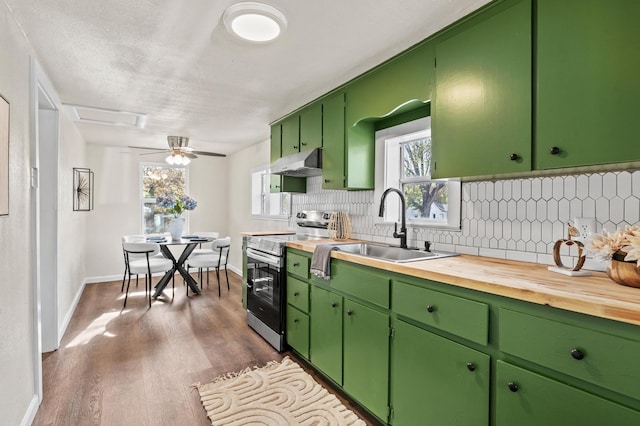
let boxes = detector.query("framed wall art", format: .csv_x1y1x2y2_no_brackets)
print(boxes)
73,167,94,211
0,93,9,216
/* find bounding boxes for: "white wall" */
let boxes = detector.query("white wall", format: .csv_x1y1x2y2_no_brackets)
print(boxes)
84,146,229,280
0,5,38,424
227,139,292,271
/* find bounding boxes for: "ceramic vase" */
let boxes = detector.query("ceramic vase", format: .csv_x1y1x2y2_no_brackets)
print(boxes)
168,217,185,241
607,259,640,288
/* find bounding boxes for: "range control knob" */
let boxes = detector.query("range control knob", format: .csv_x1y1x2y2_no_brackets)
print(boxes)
322,212,331,220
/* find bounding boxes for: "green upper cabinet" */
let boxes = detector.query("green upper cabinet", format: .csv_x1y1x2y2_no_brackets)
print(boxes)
270,123,282,164
269,123,306,193
281,114,300,157
299,102,322,152
535,0,640,169
321,92,346,189
345,41,434,126
432,0,532,178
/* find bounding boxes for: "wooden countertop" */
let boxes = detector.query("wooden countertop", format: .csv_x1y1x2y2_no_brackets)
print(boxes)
286,238,640,327
240,231,296,236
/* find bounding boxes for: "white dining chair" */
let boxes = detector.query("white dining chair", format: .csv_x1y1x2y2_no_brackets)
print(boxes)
121,234,168,292
122,242,174,308
186,237,231,297
189,231,220,256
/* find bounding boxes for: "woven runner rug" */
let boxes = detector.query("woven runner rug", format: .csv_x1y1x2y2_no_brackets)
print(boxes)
196,357,366,425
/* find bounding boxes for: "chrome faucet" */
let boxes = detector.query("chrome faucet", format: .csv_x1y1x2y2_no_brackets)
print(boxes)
378,187,408,249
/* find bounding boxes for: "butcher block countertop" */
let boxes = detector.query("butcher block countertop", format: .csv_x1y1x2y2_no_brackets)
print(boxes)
286,238,640,327
240,231,295,236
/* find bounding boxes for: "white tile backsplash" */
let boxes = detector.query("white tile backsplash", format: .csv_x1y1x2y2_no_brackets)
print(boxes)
292,170,640,270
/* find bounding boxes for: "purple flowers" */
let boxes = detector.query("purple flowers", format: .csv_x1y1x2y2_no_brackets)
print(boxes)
156,193,197,218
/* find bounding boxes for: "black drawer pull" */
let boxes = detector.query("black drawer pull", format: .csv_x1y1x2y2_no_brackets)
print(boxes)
466,362,476,372
571,348,585,360
331,302,337,308
509,153,518,161
347,310,353,316
508,382,519,392
293,319,299,323
426,305,435,313
550,146,560,155
293,292,300,297
293,262,300,267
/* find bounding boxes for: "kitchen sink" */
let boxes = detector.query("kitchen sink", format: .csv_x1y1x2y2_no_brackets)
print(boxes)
334,242,459,263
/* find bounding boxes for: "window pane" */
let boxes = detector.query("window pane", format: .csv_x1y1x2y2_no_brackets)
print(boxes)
402,137,432,178
142,166,186,198
143,202,172,234
403,181,448,221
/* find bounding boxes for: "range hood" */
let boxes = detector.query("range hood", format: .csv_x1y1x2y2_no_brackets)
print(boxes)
270,148,322,177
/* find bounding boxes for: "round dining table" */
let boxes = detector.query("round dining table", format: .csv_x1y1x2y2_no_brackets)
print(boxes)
151,236,214,298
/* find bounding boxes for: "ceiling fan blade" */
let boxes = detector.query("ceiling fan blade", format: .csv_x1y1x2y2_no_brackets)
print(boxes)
128,146,166,151
191,150,226,157
184,152,197,159
138,150,171,156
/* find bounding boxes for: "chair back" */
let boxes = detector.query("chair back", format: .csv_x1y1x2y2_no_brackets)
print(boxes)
212,237,231,266
122,242,161,260
122,234,146,243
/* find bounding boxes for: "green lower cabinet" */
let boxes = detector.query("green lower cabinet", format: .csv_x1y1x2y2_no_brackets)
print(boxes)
286,304,309,359
496,360,640,425
391,320,489,425
343,298,390,422
310,286,343,384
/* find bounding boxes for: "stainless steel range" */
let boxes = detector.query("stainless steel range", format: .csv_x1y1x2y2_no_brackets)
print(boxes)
245,211,332,351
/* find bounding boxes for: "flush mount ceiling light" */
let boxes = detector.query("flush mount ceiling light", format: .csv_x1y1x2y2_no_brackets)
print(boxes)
223,2,287,43
63,104,147,128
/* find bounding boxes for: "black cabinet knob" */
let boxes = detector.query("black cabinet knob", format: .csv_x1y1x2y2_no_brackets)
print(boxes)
466,362,476,372
571,348,585,360
293,262,300,267
324,179,330,183
294,319,299,323
301,142,307,146
293,292,300,297
550,146,560,155
347,310,354,316
507,382,519,392
509,153,518,161
426,305,435,313
331,302,337,308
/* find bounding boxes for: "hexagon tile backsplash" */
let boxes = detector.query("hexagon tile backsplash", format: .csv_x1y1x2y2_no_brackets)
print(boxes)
292,170,640,271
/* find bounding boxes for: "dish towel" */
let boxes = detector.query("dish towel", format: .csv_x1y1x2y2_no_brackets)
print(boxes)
310,244,341,280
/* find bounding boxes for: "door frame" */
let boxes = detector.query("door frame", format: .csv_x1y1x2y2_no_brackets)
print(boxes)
30,57,61,401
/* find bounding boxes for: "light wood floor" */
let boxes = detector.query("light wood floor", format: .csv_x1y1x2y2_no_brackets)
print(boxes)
33,270,379,425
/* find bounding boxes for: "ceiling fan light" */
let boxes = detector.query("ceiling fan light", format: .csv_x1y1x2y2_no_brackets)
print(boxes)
223,2,287,43
165,155,175,165
182,156,191,165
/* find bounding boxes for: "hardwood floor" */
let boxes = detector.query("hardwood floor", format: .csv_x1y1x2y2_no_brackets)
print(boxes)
33,271,380,425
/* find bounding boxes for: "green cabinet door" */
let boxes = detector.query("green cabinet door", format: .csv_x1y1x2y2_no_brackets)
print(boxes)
270,124,281,164
322,92,346,189
391,320,489,425
286,305,309,359
432,0,531,178
496,360,640,425
535,0,640,169
310,285,343,384
281,114,300,157
300,102,322,152
343,299,389,422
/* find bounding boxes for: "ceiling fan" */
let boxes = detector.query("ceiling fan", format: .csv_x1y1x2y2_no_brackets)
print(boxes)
129,136,226,165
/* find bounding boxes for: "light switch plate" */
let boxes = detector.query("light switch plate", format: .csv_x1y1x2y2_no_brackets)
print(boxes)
573,217,596,242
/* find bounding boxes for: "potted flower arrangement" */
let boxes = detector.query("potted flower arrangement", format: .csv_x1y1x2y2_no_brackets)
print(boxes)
156,193,197,240
588,225,640,287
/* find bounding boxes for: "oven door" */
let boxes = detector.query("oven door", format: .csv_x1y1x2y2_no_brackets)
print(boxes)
245,248,285,333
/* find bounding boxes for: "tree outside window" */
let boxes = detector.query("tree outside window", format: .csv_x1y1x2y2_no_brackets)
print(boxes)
141,164,187,233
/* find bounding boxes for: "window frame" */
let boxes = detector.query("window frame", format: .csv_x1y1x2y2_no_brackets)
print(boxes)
250,164,291,221
375,116,461,230
140,162,190,234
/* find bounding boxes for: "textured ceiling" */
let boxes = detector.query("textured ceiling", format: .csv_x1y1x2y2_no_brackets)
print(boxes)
6,0,490,155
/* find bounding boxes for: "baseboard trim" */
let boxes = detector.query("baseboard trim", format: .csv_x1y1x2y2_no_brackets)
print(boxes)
57,280,86,348
20,394,39,426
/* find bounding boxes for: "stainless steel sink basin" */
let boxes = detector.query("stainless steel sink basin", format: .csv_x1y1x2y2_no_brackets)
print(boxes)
335,242,459,263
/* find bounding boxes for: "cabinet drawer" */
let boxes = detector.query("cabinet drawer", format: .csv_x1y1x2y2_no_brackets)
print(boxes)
499,308,640,400
496,360,640,425
330,260,390,308
287,252,310,280
393,280,489,345
286,305,309,359
287,277,309,313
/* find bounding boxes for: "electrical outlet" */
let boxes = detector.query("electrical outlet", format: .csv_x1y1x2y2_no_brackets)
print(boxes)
573,217,596,242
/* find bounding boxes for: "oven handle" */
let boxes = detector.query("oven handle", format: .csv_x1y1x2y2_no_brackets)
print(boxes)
246,248,283,268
